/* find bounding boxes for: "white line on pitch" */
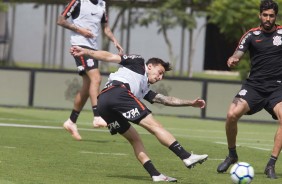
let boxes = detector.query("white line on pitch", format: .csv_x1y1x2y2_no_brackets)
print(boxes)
80,151,127,156
0,123,274,144
0,146,16,149
215,142,271,151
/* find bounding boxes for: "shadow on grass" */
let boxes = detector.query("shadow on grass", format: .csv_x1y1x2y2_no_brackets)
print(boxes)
106,174,150,182
81,139,112,143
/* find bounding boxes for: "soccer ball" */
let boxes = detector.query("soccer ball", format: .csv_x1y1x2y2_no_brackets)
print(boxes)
230,162,254,184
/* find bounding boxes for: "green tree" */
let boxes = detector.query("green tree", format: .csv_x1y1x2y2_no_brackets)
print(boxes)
0,0,8,12
137,0,207,76
207,0,282,79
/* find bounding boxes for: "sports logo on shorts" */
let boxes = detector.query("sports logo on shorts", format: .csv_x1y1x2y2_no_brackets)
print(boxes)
86,59,95,67
123,108,140,119
77,66,85,72
238,89,247,96
109,121,120,131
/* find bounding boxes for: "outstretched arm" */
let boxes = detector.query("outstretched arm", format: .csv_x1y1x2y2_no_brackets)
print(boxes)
70,46,121,63
102,23,124,55
152,94,206,108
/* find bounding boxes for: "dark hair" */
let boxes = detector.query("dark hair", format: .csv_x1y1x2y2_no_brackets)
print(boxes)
260,0,279,15
146,58,172,71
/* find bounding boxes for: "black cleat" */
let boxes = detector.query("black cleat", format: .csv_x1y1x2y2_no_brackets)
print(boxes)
217,156,238,173
264,165,278,179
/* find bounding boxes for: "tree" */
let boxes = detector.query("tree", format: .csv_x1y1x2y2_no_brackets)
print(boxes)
136,0,204,76
207,0,282,42
206,0,282,79
0,0,8,11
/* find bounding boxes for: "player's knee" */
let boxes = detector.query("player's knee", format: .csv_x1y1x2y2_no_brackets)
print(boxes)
91,77,102,85
226,111,240,122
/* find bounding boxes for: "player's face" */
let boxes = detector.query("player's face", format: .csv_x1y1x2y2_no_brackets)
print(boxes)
259,9,276,32
147,64,165,84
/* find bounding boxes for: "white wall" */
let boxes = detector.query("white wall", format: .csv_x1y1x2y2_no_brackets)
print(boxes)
7,3,206,72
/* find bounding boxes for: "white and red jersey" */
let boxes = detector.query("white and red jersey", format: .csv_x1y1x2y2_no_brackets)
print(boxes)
106,54,157,102
61,0,107,49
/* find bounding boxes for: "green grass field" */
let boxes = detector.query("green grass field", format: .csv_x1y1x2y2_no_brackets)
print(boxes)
0,107,281,184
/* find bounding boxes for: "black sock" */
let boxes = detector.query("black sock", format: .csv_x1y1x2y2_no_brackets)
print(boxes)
267,155,277,166
169,141,191,160
70,109,80,123
228,147,238,158
92,106,100,117
143,160,161,177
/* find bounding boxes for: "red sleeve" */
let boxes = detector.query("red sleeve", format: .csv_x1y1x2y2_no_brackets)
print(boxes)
61,0,80,19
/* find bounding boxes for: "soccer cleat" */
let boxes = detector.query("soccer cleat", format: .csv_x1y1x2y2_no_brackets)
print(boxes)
217,156,238,173
63,119,82,141
93,116,107,128
152,174,177,182
264,165,278,179
183,153,208,169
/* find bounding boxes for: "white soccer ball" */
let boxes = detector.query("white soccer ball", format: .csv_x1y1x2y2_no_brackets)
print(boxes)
230,162,254,184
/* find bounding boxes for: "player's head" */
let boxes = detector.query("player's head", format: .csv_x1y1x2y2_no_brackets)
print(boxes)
259,0,278,32
260,0,278,15
146,58,172,84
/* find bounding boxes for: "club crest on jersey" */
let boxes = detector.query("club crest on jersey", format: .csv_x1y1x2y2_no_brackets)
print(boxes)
273,36,282,46
86,59,95,67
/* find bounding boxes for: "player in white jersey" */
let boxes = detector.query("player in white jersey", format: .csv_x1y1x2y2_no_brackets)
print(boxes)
70,45,208,182
57,0,123,140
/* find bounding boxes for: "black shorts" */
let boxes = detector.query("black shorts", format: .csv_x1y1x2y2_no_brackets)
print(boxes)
73,46,99,75
235,83,282,119
97,81,151,135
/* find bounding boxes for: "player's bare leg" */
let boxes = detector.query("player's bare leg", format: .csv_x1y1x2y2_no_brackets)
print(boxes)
139,114,208,169
217,98,249,173
121,125,177,182
63,75,90,141
87,69,107,128
264,102,282,179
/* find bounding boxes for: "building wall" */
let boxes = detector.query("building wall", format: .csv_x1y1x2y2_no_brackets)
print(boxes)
5,3,206,72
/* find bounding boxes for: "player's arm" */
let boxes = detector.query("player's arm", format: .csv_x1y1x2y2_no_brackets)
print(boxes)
152,94,206,108
57,15,79,33
70,46,121,64
57,1,94,38
102,23,123,54
227,50,244,68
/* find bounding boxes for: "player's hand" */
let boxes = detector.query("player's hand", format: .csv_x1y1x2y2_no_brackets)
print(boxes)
70,46,86,57
114,41,124,55
190,98,206,108
77,27,94,38
227,57,240,68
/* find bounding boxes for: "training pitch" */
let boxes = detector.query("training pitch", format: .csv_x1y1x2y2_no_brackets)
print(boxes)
0,107,281,184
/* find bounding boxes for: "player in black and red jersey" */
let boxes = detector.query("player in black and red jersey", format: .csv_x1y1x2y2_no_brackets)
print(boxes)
217,0,282,179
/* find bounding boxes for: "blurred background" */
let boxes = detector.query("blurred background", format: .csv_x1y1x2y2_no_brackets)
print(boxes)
0,0,280,121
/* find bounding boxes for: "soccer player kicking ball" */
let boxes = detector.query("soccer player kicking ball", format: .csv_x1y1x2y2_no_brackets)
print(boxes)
70,46,208,182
